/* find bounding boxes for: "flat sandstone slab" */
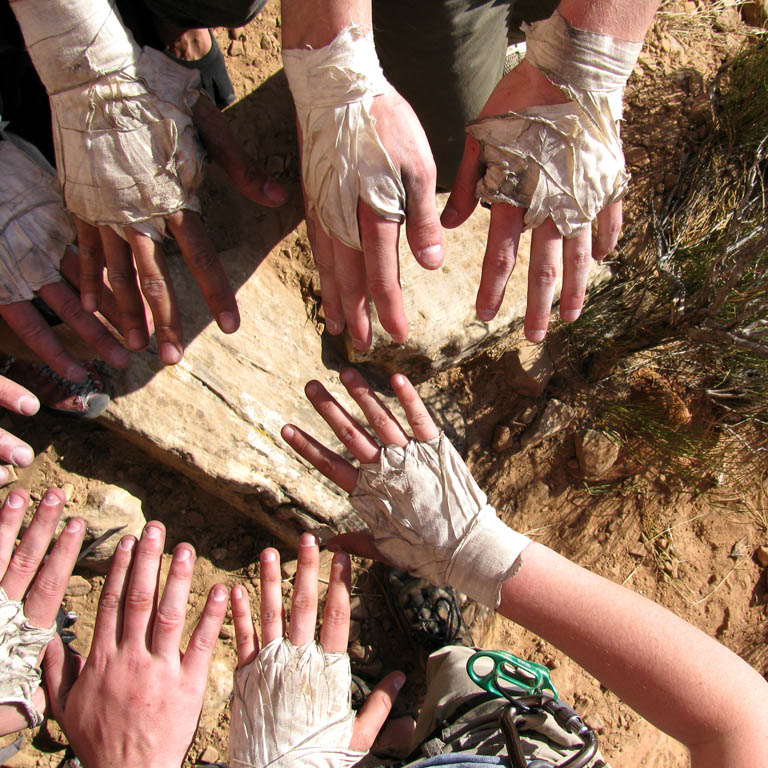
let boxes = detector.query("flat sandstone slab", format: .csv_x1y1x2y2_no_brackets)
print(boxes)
100,196,607,543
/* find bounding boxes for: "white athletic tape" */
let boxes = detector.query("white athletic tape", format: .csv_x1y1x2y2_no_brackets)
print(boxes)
471,11,643,237
350,433,531,608
229,638,364,768
11,0,205,241
0,136,74,304
283,26,405,251
0,588,56,728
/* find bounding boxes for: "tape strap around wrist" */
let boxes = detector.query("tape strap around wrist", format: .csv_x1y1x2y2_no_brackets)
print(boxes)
524,11,643,96
11,0,139,95
0,588,56,728
283,26,405,250
447,507,531,609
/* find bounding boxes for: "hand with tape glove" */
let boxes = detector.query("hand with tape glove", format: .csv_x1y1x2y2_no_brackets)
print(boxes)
441,2,656,342
229,536,404,767
283,25,445,351
281,368,530,609
44,523,228,768
0,487,84,737
0,135,131,385
9,0,288,366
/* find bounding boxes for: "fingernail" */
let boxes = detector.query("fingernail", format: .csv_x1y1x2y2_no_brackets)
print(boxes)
441,207,458,228
391,331,408,344
393,671,406,690
418,244,443,268
232,584,243,599
82,293,98,313
42,489,60,506
300,532,317,547
10,446,34,467
325,319,341,335
261,549,276,563
476,308,495,322
17,396,39,416
217,311,238,334
264,177,288,204
6,493,24,509
560,309,580,323
175,546,191,562
282,425,295,441
143,525,161,539
160,343,183,365
119,536,136,551
65,518,82,533
351,338,367,352
212,585,227,601
127,330,145,351
391,373,405,388
526,329,546,343
305,381,319,397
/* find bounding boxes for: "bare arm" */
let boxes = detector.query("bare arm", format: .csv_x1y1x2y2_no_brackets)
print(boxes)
557,0,659,40
281,0,370,48
500,543,768,767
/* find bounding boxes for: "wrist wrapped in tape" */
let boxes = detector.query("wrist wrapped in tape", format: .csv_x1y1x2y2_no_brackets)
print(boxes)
11,0,205,241
283,26,405,251
470,11,643,237
229,638,363,768
350,433,530,608
0,588,56,727
0,135,74,305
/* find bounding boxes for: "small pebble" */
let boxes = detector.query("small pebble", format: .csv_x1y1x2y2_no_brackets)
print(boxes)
65,575,91,597
61,482,75,502
212,548,228,561
219,624,235,640
199,746,219,764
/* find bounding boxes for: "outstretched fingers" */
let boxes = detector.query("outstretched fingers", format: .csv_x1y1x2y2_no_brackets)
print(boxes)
258,547,284,647
151,544,196,659
339,367,409,447
319,551,351,653
288,534,319,646
391,373,439,441
231,583,258,667
281,424,359,493
181,583,227,684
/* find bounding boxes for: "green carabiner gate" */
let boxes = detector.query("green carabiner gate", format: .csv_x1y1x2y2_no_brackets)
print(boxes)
466,649,558,700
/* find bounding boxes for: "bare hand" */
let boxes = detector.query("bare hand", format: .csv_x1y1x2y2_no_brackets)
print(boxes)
305,90,445,350
442,61,623,341
75,97,288,365
0,488,84,736
231,536,404,754
43,523,227,768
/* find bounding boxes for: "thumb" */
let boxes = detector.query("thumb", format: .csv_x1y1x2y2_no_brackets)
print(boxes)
441,134,482,230
349,671,405,752
42,635,82,720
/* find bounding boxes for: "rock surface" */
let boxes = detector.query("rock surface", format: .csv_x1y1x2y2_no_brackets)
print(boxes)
78,485,147,568
575,429,620,479
99,192,608,542
520,399,577,451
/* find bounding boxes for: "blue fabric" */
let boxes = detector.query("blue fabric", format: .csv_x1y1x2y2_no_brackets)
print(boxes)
406,756,507,767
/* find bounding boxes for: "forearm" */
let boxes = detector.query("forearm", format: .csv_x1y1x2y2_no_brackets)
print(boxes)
281,0,371,49
499,543,768,764
557,0,660,41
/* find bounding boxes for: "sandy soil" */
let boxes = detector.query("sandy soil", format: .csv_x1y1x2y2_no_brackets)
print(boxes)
1,1,767,766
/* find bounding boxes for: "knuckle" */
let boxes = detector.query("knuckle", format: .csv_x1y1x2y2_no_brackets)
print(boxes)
337,425,358,448
324,605,348,627
9,549,41,578
139,277,169,302
125,589,155,613
370,412,391,432
567,247,591,271
260,607,282,625
484,250,516,275
184,246,218,274
154,606,186,632
30,571,64,600
98,589,122,613
189,631,217,653
532,264,559,287
290,593,314,615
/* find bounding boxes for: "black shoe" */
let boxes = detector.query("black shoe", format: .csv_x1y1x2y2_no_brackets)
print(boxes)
164,30,235,109
388,569,470,654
